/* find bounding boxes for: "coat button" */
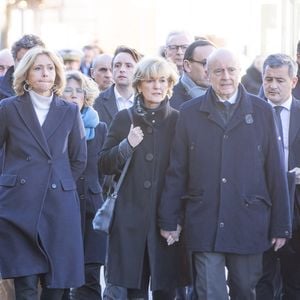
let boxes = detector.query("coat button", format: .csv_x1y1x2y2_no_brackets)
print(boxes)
143,180,151,189
220,222,224,228
26,156,31,161
51,183,57,189
145,153,154,161
20,178,26,184
146,127,153,134
223,135,228,139
79,176,85,180
221,178,227,183
79,195,85,200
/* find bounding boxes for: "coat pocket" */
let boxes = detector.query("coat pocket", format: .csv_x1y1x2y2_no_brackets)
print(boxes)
88,182,102,194
0,174,17,187
244,195,272,207
60,178,76,191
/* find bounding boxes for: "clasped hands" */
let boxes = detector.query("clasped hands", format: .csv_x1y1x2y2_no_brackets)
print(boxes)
160,225,182,246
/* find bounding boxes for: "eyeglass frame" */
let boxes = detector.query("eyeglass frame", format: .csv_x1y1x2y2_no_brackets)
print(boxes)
166,44,189,51
63,87,85,94
187,58,207,67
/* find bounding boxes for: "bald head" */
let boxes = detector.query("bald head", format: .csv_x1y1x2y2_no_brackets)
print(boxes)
206,48,242,100
0,48,14,76
91,54,113,91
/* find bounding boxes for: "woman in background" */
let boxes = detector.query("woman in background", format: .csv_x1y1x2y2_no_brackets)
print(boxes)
62,70,107,300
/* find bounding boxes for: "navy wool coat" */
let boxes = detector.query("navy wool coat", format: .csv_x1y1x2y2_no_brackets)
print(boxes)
77,122,107,264
99,101,189,290
0,93,87,288
159,85,292,254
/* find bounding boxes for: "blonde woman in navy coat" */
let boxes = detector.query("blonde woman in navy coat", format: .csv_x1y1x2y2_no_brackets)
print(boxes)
0,48,87,300
99,57,189,300
62,71,107,300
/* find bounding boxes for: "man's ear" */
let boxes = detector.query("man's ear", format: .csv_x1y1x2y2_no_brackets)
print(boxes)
183,59,191,73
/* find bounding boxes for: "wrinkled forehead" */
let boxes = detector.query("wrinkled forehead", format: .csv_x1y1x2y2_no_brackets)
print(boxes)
207,50,240,69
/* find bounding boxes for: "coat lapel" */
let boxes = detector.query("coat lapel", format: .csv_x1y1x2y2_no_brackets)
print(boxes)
103,86,118,120
42,95,70,140
14,93,51,157
198,86,254,131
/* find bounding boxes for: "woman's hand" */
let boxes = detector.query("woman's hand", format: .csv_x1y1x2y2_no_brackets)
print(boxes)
127,124,144,148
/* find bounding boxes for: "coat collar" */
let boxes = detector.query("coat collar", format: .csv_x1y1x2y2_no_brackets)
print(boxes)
198,85,254,131
14,93,70,157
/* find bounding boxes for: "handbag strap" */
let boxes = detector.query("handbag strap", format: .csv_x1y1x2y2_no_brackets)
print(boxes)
113,108,134,195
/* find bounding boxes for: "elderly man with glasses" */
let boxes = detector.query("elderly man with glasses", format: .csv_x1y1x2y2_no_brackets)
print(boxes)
169,39,216,109
164,30,194,75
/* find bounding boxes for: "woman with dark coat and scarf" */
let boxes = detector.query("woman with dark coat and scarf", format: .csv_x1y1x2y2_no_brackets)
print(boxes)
99,57,189,299
62,71,107,300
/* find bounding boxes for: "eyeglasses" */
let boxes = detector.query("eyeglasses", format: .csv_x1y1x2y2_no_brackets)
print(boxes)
63,87,85,94
189,58,207,66
167,44,189,51
212,67,239,77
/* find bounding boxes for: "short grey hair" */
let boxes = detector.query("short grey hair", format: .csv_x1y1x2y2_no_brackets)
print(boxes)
263,54,298,78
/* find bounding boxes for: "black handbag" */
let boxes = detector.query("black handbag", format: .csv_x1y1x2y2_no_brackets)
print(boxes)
93,109,133,234
92,156,131,234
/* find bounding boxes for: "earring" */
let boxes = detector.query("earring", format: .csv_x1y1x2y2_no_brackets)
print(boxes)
23,81,32,92
51,84,57,93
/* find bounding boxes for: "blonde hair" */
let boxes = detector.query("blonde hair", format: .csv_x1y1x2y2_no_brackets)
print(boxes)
13,47,66,96
132,56,178,98
65,70,99,107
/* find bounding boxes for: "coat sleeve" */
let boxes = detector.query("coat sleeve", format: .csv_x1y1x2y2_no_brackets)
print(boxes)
68,105,87,181
99,110,133,175
0,101,8,148
158,111,189,231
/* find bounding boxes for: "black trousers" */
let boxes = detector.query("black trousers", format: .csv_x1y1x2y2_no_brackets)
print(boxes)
14,274,64,300
256,231,300,300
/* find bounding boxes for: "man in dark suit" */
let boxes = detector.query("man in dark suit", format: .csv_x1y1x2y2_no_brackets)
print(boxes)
170,39,215,109
159,48,291,300
93,46,142,127
256,53,300,299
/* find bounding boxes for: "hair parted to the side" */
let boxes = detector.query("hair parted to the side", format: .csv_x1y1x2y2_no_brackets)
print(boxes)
65,70,99,107
13,47,66,96
132,56,178,98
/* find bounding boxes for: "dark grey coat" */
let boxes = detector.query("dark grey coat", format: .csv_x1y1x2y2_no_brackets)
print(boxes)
159,85,292,254
99,101,189,291
0,93,87,288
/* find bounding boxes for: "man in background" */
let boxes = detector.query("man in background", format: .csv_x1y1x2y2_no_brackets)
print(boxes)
164,30,193,75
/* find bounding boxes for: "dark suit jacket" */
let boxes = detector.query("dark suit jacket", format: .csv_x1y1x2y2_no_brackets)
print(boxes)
93,85,118,126
169,80,191,110
0,66,15,101
288,98,300,229
159,85,291,254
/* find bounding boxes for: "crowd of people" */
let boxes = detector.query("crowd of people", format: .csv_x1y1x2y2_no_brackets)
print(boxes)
0,31,300,300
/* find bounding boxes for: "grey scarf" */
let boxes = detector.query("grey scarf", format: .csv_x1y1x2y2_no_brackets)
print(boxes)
180,73,207,99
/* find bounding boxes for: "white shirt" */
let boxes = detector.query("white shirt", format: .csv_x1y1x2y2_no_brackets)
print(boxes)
217,89,238,104
29,90,53,126
114,86,134,111
268,97,292,171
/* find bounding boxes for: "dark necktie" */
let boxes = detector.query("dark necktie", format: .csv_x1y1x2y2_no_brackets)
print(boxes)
274,106,284,147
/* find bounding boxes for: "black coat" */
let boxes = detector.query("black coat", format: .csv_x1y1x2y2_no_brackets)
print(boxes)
0,66,15,101
241,64,262,95
0,93,87,288
99,101,189,290
93,85,118,127
77,122,107,264
169,80,191,110
159,85,292,254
